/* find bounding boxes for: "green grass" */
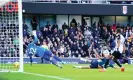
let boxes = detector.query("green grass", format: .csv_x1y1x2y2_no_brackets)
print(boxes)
0,64,133,80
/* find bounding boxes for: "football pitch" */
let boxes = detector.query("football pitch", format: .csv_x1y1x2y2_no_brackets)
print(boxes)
0,64,132,80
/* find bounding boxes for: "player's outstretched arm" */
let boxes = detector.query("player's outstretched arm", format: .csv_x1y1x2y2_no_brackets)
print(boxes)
80,58,91,62
73,65,91,69
93,49,101,59
32,30,38,43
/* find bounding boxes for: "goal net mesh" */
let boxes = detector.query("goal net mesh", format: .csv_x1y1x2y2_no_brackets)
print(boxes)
0,0,23,72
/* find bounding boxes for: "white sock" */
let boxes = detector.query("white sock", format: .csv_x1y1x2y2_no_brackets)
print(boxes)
103,68,106,70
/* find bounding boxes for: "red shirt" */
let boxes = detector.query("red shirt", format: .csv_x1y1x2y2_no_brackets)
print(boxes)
111,24,116,31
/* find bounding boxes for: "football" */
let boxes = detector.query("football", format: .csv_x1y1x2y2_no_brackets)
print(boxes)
121,67,125,72
13,62,20,69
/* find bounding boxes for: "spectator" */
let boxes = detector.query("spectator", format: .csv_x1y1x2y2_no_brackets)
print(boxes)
106,24,111,32
111,24,116,31
82,18,87,26
82,42,89,53
53,28,59,37
13,36,19,45
68,27,75,35
23,22,28,31
53,41,58,50
59,45,65,57
84,28,91,38
103,27,109,42
116,23,120,28
62,22,68,31
70,32,75,41
64,29,68,36
71,42,78,52
79,50,85,57
67,49,72,57
87,39,91,48
45,22,51,30
109,35,116,50
77,22,81,29
77,31,83,41
52,23,58,31
74,50,79,57
70,18,77,28
23,29,28,37
36,31,42,38
42,28,49,38
125,29,130,39
31,16,38,30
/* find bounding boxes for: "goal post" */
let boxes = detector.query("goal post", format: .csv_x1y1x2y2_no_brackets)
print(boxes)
0,0,23,72
18,0,23,72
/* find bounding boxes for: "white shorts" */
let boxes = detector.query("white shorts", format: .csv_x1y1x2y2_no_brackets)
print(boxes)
103,50,110,57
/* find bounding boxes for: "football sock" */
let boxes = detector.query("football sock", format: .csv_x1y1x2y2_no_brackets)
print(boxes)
50,59,62,68
104,59,109,68
53,56,62,62
113,59,122,68
29,56,33,66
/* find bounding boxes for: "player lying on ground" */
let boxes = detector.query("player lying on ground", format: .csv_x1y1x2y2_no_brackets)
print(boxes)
73,58,118,69
100,28,125,72
26,30,64,68
73,46,118,70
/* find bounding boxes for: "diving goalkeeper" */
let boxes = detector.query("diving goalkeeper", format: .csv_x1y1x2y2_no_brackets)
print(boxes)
26,30,64,68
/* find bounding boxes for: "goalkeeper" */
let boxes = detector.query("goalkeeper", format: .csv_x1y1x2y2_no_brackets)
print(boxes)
26,31,38,66
26,30,64,68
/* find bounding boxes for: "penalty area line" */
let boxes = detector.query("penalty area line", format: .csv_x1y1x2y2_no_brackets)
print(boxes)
23,72,71,80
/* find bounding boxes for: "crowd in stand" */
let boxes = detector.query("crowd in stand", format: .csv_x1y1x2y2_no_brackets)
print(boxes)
104,24,133,58
0,22,19,57
23,18,133,58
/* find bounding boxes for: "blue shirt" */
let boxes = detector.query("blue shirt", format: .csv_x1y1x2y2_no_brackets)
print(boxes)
27,33,38,56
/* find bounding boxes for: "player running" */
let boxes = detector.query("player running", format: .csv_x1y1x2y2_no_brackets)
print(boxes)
26,30,64,68
100,28,125,72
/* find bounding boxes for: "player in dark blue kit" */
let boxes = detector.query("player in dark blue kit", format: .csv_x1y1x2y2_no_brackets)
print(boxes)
73,58,116,69
73,46,117,69
26,31,64,68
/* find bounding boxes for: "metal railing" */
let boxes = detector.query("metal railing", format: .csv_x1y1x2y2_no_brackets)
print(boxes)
22,0,108,4
22,0,133,4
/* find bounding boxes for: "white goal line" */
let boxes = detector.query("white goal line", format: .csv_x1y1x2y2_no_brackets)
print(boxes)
0,57,19,58
23,72,71,80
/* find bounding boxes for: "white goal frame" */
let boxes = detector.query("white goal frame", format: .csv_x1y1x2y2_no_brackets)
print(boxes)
0,0,23,72
18,0,23,72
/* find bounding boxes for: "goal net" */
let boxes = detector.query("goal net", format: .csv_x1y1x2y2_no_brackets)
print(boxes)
0,0,23,72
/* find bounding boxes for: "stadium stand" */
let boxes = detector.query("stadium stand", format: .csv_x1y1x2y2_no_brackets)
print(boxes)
22,17,133,58
1,0,133,60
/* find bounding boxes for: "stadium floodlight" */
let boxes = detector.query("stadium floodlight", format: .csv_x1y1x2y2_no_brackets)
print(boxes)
0,0,23,72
